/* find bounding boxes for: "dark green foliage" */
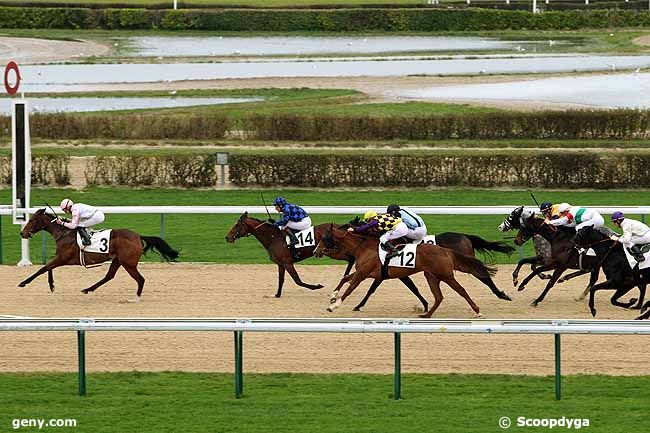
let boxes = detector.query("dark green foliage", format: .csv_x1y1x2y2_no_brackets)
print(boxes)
1,6,650,30
0,156,69,185
229,152,650,188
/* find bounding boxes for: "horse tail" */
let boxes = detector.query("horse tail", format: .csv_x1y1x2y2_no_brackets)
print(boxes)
464,234,515,256
141,236,180,262
449,250,497,279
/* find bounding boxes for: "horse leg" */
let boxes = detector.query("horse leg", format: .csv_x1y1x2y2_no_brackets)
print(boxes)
47,269,55,293
275,265,286,298
576,268,600,301
327,272,366,312
353,279,382,312
343,259,355,277
588,280,615,317
531,268,565,307
531,263,551,280
517,264,555,291
355,276,428,312
81,259,121,294
632,284,647,310
611,287,637,309
420,273,443,318
18,257,64,288
513,257,539,286
558,270,588,284
442,277,482,317
284,262,324,291
121,263,145,302
475,275,511,301
330,273,356,304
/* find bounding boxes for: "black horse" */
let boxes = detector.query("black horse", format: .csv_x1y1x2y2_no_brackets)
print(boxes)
500,206,600,307
573,226,649,318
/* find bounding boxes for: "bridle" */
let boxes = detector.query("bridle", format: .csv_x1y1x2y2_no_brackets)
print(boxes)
232,218,266,240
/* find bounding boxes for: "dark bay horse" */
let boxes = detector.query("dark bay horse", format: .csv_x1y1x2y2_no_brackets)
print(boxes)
314,225,511,318
225,213,428,309
500,206,600,306
573,226,649,318
19,208,179,301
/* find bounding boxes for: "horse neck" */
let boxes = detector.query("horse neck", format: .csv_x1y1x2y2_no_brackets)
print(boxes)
245,219,276,247
335,231,369,258
42,218,69,239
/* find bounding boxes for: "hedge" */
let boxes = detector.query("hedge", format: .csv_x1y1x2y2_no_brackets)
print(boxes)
0,156,69,185
86,155,217,187
228,152,650,188
244,110,650,141
1,6,650,30
23,113,231,140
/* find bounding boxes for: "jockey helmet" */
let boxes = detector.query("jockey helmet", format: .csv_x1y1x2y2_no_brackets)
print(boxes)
386,204,400,215
60,198,73,211
539,201,553,213
557,203,571,213
611,211,625,222
363,210,378,222
273,197,287,208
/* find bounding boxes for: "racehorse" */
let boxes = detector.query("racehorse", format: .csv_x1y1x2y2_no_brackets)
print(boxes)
573,226,649,318
19,208,179,301
500,206,600,306
225,213,429,308
314,225,511,318
343,216,515,311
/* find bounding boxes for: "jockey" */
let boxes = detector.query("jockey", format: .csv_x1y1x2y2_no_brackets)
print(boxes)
539,201,560,220
546,203,604,231
387,204,427,243
57,199,105,246
271,197,311,246
610,211,650,262
348,209,408,255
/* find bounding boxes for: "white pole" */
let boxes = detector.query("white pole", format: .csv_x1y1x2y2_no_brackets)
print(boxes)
173,0,177,9
532,0,538,12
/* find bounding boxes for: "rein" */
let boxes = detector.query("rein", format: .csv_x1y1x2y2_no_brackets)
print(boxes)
578,237,618,268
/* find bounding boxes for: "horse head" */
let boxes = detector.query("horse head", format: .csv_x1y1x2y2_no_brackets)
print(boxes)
314,223,336,258
514,210,541,246
498,206,525,232
225,212,251,243
20,208,49,239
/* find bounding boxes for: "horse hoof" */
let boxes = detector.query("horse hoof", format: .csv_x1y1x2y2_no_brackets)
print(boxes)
590,308,597,317
326,306,334,312
512,279,518,287
474,312,484,319
126,297,141,304
353,307,361,312
49,286,55,293
81,289,90,294
501,293,512,301
315,284,324,289
517,286,526,292
530,301,539,307
17,282,26,288
274,294,281,298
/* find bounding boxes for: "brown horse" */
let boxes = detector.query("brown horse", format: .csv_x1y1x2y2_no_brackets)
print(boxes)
225,213,429,309
18,208,179,301
314,225,510,317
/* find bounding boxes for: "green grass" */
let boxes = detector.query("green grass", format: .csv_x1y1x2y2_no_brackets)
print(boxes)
1,187,648,265
0,372,648,433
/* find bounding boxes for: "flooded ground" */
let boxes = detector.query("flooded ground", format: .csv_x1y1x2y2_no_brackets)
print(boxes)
12,55,650,93
0,97,262,113
392,72,650,109
123,36,567,57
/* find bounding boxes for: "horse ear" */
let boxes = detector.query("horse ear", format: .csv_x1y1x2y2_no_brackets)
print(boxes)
243,211,248,217
329,223,334,229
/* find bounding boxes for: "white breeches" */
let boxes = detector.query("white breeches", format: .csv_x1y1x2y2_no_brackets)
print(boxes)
406,226,427,242
283,217,311,232
623,232,650,250
79,211,105,228
575,212,604,230
380,222,409,244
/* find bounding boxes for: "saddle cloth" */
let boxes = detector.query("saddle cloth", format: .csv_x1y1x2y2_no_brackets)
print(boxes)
378,243,417,268
415,235,436,245
76,229,112,253
622,246,650,270
285,227,315,248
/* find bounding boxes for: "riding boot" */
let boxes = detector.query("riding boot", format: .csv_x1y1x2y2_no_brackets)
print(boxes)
290,245,300,261
78,227,91,246
629,245,646,262
382,241,398,261
285,229,299,246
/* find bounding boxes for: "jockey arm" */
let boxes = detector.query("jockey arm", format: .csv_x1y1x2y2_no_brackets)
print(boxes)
272,212,290,227
62,208,81,229
352,219,378,233
547,214,572,226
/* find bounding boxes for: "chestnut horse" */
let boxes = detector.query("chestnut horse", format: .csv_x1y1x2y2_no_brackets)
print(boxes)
225,213,428,309
19,208,179,301
314,225,511,317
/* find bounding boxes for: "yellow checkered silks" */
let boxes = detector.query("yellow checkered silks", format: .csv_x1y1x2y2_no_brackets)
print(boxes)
375,213,402,232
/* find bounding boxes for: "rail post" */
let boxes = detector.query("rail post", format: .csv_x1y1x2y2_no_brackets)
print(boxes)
394,332,401,400
554,334,561,400
642,214,646,224
160,214,165,239
0,214,3,264
77,330,86,397
234,331,243,398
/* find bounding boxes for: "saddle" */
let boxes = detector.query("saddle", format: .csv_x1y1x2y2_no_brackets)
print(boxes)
639,244,650,254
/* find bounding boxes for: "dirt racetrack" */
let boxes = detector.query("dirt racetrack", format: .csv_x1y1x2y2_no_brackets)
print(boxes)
1,263,648,376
